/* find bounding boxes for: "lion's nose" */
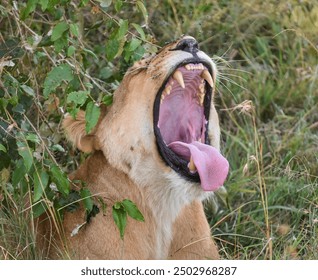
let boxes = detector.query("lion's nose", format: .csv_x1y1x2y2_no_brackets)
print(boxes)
173,37,199,54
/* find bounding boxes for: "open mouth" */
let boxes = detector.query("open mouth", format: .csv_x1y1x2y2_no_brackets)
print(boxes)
153,61,229,191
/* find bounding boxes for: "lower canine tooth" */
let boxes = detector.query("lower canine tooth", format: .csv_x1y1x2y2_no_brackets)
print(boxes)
189,156,197,173
173,70,185,88
201,69,214,88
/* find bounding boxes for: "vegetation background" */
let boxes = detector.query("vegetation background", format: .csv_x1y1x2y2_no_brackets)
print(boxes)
0,0,317,259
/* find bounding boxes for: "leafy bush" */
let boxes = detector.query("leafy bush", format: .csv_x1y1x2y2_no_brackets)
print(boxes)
0,0,153,258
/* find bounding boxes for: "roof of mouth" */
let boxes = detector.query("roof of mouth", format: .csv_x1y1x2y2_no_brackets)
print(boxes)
158,63,209,147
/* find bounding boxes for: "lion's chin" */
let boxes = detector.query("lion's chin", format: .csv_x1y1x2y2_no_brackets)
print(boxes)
154,62,229,191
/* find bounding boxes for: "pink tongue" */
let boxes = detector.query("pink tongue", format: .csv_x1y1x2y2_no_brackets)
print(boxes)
168,141,229,191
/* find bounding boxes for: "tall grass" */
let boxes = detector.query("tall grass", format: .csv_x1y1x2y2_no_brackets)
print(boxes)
148,0,318,259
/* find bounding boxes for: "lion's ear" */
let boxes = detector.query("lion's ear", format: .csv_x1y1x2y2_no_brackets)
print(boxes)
63,111,100,153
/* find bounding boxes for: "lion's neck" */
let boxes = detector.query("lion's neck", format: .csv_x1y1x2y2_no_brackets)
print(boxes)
143,172,207,259
118,153,208,259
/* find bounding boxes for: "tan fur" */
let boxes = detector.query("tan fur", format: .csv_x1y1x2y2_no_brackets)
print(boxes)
40,36,222,259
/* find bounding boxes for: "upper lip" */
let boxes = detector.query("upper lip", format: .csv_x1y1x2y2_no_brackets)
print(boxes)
167,58,214,84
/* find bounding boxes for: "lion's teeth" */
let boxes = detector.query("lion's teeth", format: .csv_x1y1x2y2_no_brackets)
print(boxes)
199,82,205,93
185,64,191,70
201,69,214,88
165,85,172,95
198,92,205,106
160,95,164,104
173,70,185,88
189,156,197,173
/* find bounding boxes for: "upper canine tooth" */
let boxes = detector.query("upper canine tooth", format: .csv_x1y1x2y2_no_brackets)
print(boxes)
173,70,185,88
201,69,214,88
185,64,191,71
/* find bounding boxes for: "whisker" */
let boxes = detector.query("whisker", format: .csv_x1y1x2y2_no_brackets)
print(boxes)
217,80,239,102
218,75,248,91
218,76,248,87
218,68,252,74
218,72,248,81
217,44,235,59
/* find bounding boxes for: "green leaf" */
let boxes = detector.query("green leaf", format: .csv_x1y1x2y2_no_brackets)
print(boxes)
33,170,49,202
128,38,142,52
21,0,37,19
56,190,81,213
0,144,7,153
70,23,80,38
100,67,113,80
121,199,144,222
115,36,126,58
0,39,24,59
112,205,127,239
20,85,35,97
98,0,112,8
102,95,113,106
80,0,90,6
86,204,100,223
26,133,40,144
32,201,47,218
83,48,98,60
132,45,145,61
17,141,33,172
85,101,101,134
67,45,76,56
12,159,27,186
106,39,119,61
51,22,69,41
80,188,93,212
39,0,49,11
50,165,70,196
84,82,93,89
115,0,123,12
67,90,89,106
116,20,128,40
113,202,121,209
43,64,73,98
131,23,146,40
136,1,148,25
12,103,25,114
69,107,80,119
53,36,68,52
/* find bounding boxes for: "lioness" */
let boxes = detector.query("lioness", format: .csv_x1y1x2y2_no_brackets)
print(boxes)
41,36,229,259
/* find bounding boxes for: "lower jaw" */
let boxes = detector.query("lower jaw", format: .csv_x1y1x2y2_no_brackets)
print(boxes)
153,128,202,183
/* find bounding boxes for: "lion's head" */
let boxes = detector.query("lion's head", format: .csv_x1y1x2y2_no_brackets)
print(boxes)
64,36,229,203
